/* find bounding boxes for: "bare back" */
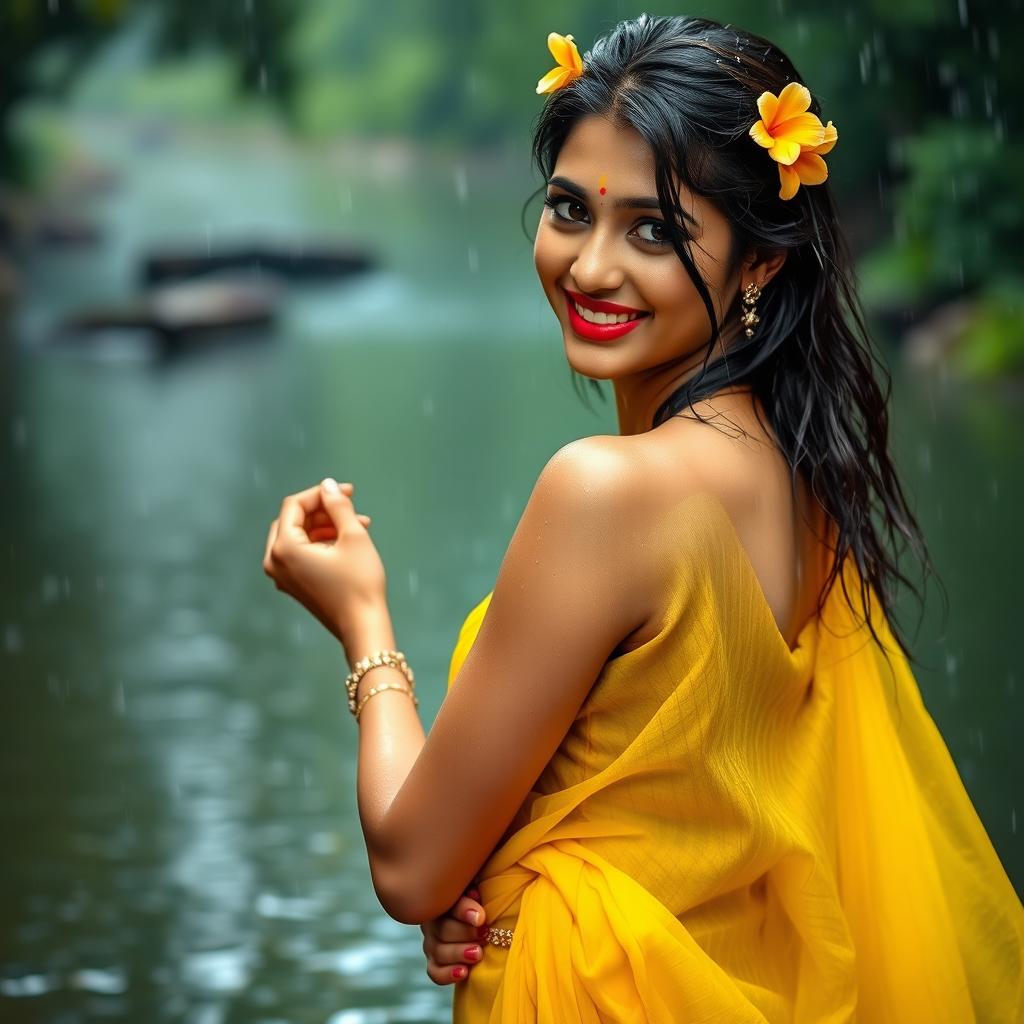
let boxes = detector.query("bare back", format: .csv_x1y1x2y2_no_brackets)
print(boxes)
611,388,831,656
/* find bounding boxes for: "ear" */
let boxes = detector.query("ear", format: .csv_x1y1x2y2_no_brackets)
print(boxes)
740,246,787,289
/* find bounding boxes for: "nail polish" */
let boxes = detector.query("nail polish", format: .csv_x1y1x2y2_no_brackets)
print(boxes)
452,965,467,980
464,945,481,962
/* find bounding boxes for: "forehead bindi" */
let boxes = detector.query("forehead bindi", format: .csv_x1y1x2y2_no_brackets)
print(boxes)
553,118,705,229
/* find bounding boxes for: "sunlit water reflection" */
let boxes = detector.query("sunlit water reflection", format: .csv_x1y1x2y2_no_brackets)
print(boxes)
0,114,1020,1023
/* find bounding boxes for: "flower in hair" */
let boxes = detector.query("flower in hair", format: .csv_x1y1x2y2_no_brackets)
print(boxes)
536,32,584,94
748,81,838,200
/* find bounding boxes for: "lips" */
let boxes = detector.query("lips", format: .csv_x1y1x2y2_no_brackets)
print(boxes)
564,288,650,316
563,289,650,343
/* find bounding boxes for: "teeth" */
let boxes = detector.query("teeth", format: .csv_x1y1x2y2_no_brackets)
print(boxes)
573,302,643,325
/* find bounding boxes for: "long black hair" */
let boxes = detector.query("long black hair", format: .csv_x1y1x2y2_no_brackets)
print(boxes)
524,13,944,667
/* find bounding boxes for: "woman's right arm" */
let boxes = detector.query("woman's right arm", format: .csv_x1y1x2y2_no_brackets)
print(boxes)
420,888,488,985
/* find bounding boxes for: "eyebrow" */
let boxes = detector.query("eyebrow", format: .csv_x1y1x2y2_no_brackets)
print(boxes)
546,175,698,225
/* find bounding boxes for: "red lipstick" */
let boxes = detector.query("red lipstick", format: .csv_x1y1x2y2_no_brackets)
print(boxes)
563,288,650,343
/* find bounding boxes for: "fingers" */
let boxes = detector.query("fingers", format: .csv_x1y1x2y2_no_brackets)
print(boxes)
425,945,480,985
278,484,331,544
274,481,358,549
452,893,486,929
265,482,361,573
317,477,362,535
307,512,372,544
262,518,279,578
420,886,487,986
277,481,354,527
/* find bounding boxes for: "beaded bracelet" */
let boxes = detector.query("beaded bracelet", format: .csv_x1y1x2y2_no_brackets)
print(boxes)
344,649,415,716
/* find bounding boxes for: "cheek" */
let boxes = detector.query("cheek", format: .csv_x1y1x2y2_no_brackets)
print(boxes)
533,222,570,292
643,262,723,343
645,262,698,317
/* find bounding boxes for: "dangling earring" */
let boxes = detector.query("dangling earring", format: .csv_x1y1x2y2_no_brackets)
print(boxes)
740,282,762,338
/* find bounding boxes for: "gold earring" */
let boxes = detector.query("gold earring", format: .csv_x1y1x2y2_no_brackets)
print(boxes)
740,282,762,338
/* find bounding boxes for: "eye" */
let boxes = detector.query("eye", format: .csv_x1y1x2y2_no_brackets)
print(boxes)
543,194,588,223
632,220,671,246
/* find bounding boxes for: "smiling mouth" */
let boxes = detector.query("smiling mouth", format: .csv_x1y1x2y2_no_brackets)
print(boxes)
563,290,650,343
564,288,651,325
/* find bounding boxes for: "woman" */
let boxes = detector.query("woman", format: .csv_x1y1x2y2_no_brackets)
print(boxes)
263,14,1024,1022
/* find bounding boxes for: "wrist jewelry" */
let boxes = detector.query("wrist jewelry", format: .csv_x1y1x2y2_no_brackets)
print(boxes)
354,681,418,722
344,649,416,716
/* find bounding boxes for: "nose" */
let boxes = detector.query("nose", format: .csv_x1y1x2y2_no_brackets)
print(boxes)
569,226,625,296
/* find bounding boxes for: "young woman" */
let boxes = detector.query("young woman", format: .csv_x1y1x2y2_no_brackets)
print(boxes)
263,14,1024,1022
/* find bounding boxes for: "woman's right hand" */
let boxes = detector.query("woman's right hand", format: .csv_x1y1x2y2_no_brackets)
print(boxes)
420,887,487,985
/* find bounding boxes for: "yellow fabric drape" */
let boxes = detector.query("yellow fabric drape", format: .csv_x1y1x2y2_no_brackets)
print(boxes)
446,493,1024,1023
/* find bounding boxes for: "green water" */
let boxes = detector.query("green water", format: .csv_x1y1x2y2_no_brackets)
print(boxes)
0,117,1019,1023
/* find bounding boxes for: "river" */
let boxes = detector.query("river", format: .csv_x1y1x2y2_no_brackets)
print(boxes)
0,115,1019,1023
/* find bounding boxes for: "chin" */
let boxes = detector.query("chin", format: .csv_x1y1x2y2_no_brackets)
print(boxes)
562,335,625,381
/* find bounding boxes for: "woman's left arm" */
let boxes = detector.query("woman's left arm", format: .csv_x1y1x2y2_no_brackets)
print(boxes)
263,437,660,925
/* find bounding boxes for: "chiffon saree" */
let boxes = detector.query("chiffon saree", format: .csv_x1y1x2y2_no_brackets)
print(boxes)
445,493,1024,1022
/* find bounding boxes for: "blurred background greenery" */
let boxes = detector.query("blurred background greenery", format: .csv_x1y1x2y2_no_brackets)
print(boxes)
0,2,1020,1022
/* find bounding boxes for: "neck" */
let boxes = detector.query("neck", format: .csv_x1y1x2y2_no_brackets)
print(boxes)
613,329,747,435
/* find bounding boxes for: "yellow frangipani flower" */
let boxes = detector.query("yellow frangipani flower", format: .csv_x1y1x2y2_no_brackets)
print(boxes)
536,32,584,95
777,120,838,201
749,81,838,201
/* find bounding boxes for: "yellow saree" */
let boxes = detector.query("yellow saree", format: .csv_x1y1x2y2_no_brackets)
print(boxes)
445,493,1024,1023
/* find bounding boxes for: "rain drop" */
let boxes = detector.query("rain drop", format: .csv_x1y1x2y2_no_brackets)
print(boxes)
4,623,23,654
0,974,58,996
454,164,469,205
917,442,932,475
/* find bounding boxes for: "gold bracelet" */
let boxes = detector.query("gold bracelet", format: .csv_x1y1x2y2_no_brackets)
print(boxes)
344,649,416,715
482,926,514,949
354,682,419,722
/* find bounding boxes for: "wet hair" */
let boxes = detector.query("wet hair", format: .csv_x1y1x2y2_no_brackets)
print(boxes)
524,13,944,668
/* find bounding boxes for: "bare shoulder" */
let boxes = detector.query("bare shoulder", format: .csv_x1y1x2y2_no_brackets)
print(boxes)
508,434,675,651
542,433,665,504
534,402,811,654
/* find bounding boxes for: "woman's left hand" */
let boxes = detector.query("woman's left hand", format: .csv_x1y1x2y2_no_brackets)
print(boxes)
263,478,387,646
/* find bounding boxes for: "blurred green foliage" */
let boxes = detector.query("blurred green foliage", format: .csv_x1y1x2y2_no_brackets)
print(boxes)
951,279,1024,379
2,0,1021,373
